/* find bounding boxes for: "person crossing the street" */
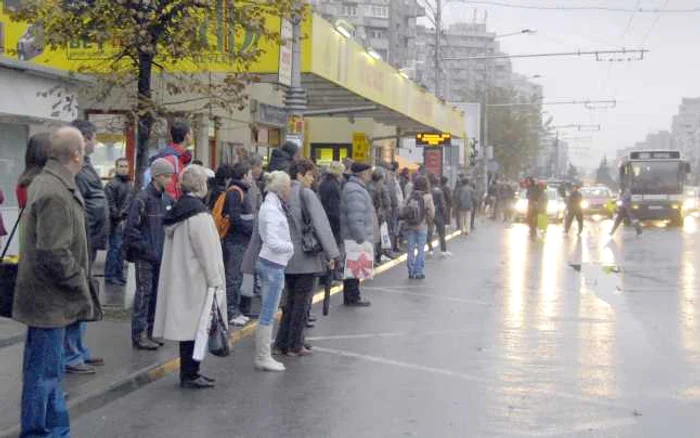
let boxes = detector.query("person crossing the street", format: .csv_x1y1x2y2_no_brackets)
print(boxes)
564,184,584,236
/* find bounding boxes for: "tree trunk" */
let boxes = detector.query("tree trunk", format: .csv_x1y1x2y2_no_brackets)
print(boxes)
135,51,154,189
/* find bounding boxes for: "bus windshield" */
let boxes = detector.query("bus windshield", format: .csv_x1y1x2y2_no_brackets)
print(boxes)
629,161,683,195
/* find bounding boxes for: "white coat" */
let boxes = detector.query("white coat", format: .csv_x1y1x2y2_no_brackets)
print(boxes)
153,212,226,341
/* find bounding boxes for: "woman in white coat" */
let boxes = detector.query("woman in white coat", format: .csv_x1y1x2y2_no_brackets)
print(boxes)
153,165,226,389
253,171,294,371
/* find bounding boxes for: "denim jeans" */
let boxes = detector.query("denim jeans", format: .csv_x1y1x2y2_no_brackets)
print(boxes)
256,259,285,326
104,225,125,283
21,326,70,438
223,240,247,319
132,260,160,342
406,229,427,276
63,321,90,368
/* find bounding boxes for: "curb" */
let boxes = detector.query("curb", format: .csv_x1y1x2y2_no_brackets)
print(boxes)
0,229,463,437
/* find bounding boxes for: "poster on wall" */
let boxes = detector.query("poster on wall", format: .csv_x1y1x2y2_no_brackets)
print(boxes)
423,147,443,177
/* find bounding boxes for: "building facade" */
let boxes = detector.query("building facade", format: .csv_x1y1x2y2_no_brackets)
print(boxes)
309,0,424,68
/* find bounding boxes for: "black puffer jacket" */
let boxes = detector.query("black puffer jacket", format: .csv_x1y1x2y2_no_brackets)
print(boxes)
105,175,132,229
123,184,174,264
318,174,342,242
268,141,299,173
76,156,109,250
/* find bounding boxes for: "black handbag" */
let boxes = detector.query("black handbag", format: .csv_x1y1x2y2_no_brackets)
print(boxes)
208,298,231,357
0,208,24,318
300,190,323,255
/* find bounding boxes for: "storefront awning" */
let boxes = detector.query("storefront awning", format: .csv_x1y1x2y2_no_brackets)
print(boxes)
298,15,465,137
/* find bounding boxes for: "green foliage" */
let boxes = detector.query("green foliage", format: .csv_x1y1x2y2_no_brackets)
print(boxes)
486,86,543,179
10,0,299,184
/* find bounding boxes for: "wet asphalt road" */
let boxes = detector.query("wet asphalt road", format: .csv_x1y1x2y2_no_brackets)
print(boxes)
71,217,700,437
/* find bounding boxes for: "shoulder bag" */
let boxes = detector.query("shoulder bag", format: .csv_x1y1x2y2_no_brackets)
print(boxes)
300,189,323,255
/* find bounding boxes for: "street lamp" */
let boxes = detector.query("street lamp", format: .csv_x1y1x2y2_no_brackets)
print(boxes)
366,47,382,60
495,28,537,39
334,19,354,38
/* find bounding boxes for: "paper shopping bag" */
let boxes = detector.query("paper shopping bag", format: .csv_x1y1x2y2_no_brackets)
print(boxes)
380,222,391,250
343,240,374,280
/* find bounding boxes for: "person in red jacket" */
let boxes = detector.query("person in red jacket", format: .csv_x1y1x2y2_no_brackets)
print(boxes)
150,120,193,200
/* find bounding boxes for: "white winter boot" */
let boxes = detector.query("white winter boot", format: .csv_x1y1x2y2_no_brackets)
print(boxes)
254,325,286,372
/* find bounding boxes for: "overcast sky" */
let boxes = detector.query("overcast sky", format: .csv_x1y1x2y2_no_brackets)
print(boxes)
431,0,700,170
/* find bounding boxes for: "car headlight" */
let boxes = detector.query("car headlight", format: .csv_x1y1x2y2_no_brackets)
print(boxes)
581,200,590,209
515,199,527,212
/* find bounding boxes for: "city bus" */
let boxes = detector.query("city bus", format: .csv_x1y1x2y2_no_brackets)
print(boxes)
618,150,691,226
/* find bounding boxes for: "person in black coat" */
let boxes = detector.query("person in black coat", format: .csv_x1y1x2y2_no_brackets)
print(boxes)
268,141,300,173
318,162,345,245
222,162,255,326
104,158,133,285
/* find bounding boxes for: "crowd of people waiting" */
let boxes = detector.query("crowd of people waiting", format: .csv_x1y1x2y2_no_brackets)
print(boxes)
7,119,489,436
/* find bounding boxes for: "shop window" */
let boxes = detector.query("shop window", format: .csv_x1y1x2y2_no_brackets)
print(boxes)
87,113,130,179
0,123,28,208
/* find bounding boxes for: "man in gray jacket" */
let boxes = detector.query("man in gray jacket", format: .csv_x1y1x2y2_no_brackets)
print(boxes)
14,127,95,437
340,162,376,307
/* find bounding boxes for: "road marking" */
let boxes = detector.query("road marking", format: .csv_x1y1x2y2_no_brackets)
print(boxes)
306,328,486,341
366,286,493,305
490,417,636,437
314,346,631,410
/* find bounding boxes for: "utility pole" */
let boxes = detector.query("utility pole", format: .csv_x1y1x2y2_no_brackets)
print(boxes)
434,0,442,99
285,3,307,148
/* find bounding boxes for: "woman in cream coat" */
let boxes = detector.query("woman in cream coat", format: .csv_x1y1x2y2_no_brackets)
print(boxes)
153,165,226,389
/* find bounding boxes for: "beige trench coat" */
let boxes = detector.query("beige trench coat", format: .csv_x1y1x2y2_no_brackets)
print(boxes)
153,212,226,341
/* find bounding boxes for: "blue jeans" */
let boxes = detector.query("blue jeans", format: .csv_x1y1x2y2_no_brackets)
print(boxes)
63,322,90,368
21,326,70,438
104,225,125,282
406,229,427,276
256,258,286,326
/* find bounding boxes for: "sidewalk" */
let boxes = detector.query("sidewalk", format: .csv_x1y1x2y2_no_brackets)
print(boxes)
0,229,463,437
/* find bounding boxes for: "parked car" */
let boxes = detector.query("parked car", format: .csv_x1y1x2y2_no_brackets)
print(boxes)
514,187,566,223
580,186,616,218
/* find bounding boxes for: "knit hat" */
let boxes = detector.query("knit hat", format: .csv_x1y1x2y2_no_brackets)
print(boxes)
151,158,175,177
351,162,371,173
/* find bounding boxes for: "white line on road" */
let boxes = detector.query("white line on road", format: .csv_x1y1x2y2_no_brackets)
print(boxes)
366,286,493,305
306,328,486,341
490,417,636,437
314,346,632,411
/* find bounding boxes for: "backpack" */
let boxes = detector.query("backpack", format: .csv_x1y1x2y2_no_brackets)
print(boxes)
402,191,425,226
212,185,245,238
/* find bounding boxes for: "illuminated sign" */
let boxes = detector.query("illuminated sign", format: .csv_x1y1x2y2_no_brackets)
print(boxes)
416,132,451,147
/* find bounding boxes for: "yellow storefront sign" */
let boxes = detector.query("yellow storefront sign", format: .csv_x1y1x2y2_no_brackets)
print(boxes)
352,132,370,163
0,2,281,74
0,3,464,137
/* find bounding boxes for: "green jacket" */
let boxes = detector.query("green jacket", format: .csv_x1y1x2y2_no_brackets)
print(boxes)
13,159,94,328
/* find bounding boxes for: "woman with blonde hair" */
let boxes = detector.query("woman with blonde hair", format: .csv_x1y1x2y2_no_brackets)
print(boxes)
153,165,226,388
248,170,294,371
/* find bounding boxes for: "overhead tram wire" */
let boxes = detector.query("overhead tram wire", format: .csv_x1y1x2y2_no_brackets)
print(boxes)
463,1,700,13
641,0,670,45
